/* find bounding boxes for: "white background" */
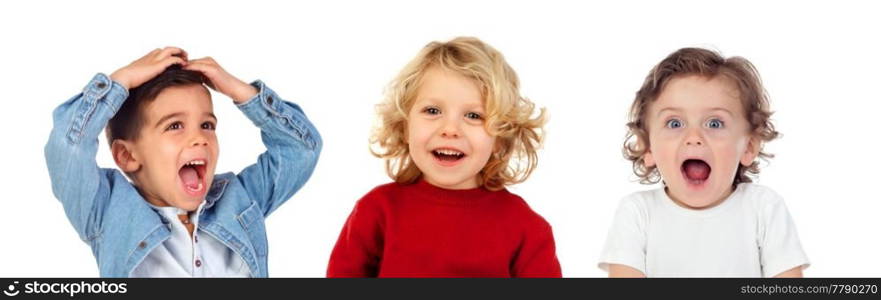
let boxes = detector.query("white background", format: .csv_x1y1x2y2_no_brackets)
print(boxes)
1,0,878,277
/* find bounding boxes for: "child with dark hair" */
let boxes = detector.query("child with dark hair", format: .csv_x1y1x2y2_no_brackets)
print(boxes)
44,47,321,277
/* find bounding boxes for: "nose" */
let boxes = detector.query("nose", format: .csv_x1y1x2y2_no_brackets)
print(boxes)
189,130,210,147
440,116,461,138
684,128,704,146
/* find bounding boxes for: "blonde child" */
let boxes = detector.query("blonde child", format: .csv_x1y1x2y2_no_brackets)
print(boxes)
327,37,560,277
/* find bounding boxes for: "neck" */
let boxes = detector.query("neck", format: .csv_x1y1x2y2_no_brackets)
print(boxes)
665,185,734,210
135,186,173,208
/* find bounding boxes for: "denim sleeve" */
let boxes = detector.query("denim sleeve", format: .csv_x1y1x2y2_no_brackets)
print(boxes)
44,73,129,242
235,80,322,217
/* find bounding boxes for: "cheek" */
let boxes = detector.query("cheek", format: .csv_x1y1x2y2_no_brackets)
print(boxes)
156,145,177,173
159,137,180,152
467,127,495,161
648,135,677,162
208,134,220,155
406,120,432,150
131,142,170,184
709,129,748,153
145,136,180,169
719,138,750,165
704,128,735,141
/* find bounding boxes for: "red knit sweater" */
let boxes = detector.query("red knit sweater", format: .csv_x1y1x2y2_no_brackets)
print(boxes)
327,180,562,278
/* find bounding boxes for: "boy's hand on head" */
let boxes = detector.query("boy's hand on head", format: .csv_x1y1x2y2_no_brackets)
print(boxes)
110,47,188,90
183,57,257,104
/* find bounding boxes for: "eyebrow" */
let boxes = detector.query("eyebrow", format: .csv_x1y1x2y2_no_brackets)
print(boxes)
154,112,218,128
707,107,735,117
656,107,682,118
419,97,485,110
655,107,734,118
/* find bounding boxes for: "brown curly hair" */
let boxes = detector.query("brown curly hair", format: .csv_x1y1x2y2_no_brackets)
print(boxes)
624,48,779,185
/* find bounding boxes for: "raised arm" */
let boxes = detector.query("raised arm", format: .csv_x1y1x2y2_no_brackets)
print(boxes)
45,47,187,240
185,57,322,216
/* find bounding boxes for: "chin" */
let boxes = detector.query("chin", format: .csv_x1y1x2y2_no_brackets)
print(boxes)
425,175,475,189
675,184,729,208
172,197,203,212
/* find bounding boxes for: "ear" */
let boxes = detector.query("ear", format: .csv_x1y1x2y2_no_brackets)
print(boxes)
740,136,761,166
641,139,656,168
644,151,656,168
111,140,142,173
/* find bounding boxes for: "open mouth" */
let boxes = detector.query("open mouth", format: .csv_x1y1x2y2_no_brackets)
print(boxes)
178,159,207,196
432,148,466,164
681,159,711,185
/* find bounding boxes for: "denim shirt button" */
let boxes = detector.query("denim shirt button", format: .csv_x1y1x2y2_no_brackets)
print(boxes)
266,96,274,105
138,241,147,249
96,82,107,89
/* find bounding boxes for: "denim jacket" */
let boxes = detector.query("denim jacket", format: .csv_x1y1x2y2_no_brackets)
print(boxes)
44,73,322,277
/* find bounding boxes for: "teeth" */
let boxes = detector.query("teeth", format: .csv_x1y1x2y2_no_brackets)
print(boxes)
434,149,463,156
185,160,206,166
186,182,203,192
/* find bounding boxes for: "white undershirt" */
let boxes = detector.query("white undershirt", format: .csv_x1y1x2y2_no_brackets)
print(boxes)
130,201,251,277
598,183,809,277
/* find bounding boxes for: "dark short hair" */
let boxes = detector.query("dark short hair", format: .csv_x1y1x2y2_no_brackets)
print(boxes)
624,48,780,186
106,65,207,143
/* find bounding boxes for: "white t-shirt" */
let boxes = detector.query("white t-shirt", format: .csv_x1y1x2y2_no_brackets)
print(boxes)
598,183,809,277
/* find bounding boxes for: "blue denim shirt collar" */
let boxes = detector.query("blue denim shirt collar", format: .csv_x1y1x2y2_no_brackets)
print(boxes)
204,177,230,211
45,73,322,277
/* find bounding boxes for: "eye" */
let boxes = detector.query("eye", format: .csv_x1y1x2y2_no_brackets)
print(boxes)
665,119,683,129
706,118,724,129
465,112,482,120
422,106,441,115
201,121,216,130
165,121,183,131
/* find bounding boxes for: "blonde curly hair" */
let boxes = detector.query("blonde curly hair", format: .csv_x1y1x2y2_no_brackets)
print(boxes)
624,47,780,185
370,37,547,191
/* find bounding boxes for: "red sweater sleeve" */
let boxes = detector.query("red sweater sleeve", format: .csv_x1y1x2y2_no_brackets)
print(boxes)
511,215,562,277
326,192,385,277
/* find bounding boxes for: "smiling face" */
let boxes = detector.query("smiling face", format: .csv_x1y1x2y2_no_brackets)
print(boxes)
406,67,495,190
122,84,219,211
643,75,759,209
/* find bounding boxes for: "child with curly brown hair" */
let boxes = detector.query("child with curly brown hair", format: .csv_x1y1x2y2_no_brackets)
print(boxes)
599,48,808,278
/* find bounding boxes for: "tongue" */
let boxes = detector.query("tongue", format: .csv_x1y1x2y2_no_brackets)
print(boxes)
437,154,459,161
683,160,710,181
179,166,200,189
